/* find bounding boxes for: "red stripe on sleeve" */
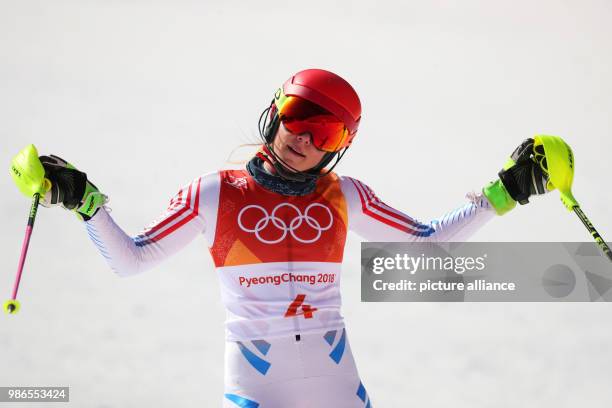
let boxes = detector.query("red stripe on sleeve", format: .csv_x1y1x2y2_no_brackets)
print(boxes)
355,180,426,229
147,177,202,243
350,178,421,235
143,182,194,237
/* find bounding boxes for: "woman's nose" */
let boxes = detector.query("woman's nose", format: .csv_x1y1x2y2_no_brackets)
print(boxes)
296,134,311,145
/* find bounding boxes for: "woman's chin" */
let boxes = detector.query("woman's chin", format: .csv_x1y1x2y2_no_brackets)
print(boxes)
278,154,301,168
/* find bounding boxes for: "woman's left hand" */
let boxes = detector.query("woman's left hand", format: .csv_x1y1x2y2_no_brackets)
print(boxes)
483,138,554,215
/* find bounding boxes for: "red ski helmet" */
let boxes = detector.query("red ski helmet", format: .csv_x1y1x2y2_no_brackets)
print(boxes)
267,69,361,152
281,68,361,143
258,69,361,180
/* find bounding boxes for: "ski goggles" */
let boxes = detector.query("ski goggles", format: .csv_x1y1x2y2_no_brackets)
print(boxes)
275,95,356,152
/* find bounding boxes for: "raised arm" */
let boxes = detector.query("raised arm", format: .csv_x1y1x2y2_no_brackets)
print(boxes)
339,176,495,242
338,138,557,242
84,172,220,277
9,147,222,277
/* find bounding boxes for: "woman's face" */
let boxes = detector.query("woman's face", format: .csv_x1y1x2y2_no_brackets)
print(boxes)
270,122,327,172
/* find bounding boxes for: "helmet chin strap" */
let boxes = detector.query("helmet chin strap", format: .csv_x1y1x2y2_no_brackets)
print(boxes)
256,147,320,183
272,161,316,183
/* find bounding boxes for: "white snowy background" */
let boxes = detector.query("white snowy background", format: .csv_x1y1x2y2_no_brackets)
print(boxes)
1,1,611,407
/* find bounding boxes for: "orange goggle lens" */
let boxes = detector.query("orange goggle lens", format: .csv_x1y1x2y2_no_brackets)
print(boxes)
278,96,353,152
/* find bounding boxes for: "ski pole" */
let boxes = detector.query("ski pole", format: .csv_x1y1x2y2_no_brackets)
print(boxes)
534,135,611,263
3,192,41,314
573,206,612,262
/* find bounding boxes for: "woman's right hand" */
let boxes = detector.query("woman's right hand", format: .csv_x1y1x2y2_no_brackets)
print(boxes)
10,144,52,199
10,144,107,220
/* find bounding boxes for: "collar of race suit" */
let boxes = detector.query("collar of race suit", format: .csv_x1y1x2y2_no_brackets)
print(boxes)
245,155,318,196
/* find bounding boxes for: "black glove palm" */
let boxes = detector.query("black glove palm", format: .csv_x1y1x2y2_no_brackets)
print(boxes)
38,155,107,220
39,155,88,210
498,138,550,205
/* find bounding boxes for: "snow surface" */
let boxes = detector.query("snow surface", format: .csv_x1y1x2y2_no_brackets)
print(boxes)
1,1,611,407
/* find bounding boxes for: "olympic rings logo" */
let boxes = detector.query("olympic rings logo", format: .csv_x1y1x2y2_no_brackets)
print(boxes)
237,203,333,244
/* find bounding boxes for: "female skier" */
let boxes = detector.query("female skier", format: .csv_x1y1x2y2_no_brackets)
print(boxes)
11,68,553,407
